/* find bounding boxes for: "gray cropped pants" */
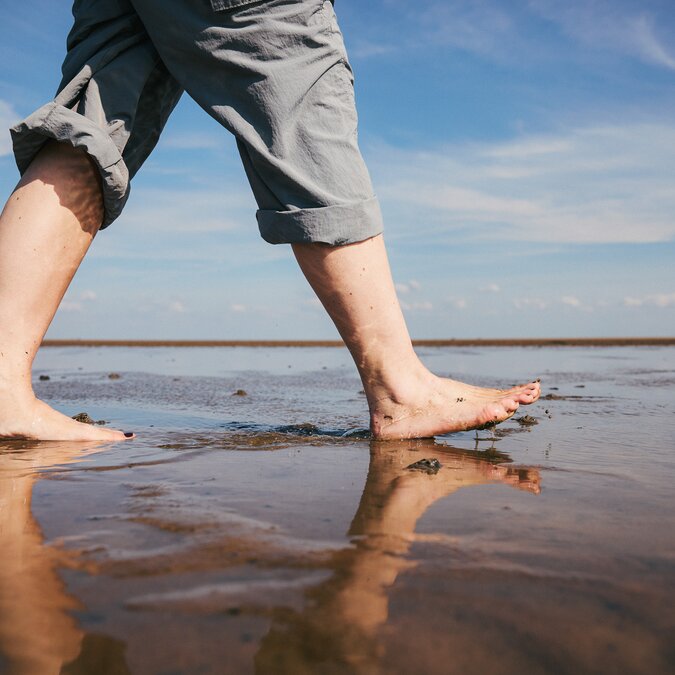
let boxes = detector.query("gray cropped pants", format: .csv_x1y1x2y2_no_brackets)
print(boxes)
10,0,383,245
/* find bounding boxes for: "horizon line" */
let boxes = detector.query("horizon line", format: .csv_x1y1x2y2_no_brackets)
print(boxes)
41,337,675,348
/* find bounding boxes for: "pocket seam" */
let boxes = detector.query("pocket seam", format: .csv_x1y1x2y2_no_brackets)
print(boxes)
210,0,269,12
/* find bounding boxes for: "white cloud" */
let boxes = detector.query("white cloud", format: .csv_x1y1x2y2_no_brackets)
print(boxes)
230,303,247,313
561,295,581,307
623,293,675,308
169,300,186,313
401,300,433,311
80,290,97,301
59,301,82,312
396,279,423,295
481,283,501,293
513,297,549,310
0,99,20,157
561,295,593,312
370,122,675,244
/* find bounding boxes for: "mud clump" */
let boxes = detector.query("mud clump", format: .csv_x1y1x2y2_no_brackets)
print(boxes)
232,389,248,397
72,412,107,425
515,415,538,426
406,458,442,474
39,374,50,381
278,422,322,436
108,373,121,380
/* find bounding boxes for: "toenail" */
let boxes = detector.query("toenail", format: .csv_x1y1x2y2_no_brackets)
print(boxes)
124,432,134,438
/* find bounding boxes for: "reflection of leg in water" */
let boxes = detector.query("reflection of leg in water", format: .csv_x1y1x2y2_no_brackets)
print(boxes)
255,439,540,674
0,440,125,674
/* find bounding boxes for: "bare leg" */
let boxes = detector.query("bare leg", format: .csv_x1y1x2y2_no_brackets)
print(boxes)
292,235,540,439
0,141,130,441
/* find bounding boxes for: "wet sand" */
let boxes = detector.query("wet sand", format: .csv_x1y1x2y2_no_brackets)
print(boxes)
1,346,674,674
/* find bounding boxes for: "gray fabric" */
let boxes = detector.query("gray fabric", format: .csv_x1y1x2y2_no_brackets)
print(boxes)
10,0,383,244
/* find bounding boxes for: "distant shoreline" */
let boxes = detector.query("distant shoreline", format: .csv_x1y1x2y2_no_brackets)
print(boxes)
41,338,675,348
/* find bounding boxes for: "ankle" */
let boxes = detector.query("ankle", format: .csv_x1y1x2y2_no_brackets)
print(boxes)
361,357,434,408
0,370,33,398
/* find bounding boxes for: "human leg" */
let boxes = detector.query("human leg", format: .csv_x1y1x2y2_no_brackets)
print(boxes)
4,1,182,440
126,0,539,438
0,142,131,441
293,235,540,439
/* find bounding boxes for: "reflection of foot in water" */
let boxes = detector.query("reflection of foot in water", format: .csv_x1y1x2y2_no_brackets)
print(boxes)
352,439,540,539
0,440,118,674
255,438,541,673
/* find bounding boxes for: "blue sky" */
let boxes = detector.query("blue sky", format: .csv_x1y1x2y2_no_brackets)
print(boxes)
1,0,674,339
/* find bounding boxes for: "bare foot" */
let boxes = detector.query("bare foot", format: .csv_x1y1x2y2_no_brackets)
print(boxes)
369,374,540,440
0,387,131,442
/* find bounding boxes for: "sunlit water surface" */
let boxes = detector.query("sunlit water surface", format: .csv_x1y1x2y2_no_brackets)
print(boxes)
1,346,673,674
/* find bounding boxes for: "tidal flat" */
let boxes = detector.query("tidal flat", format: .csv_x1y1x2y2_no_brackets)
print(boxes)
1,345,673,674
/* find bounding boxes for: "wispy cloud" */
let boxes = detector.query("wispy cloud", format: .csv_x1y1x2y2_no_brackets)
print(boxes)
372,0,675,71
414,0,515,58
348,40,395,59
117,187,253,233
161,131,229,152
513,297,549,310
446,297,467,310
561,295,593,312
370,122,675,244
395,279,423,294
624,292,675,308
530,0,675,71
0,99,20,157
59,300,82,312
401,300,434,311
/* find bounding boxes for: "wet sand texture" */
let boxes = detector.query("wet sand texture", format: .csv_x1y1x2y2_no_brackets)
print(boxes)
2,345,674,674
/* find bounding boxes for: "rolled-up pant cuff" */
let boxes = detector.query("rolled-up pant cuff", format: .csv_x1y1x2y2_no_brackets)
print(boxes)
10,102,130,228
257,196,384,245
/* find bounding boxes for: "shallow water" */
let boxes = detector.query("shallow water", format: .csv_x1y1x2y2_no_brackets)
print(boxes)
1,346,674,674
